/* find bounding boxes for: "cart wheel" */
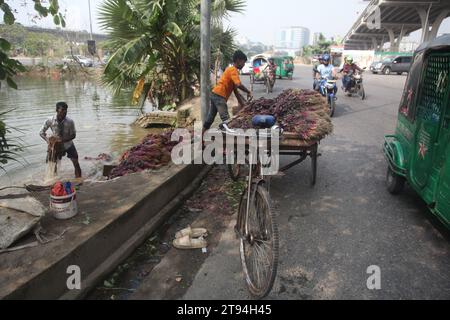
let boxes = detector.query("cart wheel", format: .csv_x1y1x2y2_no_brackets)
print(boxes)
386,167,405,194
310,144,318,186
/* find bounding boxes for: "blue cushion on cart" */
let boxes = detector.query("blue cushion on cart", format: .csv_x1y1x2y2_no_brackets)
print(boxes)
252,115,276,128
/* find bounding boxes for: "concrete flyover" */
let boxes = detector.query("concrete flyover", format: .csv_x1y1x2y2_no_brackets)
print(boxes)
343,0,450,51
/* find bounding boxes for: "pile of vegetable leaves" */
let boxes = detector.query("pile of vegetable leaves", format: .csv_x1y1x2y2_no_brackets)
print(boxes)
110,130,178,178
229,89,333,141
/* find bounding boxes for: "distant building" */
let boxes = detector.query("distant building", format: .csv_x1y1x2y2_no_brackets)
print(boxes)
276,26,310,55
399,37,420,53
313,32,321,46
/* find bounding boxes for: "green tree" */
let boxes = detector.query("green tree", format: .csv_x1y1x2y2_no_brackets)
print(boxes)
0,0,65,89
23,32,59,56
302,33,338,57
99,0,245,108
0,23,27,51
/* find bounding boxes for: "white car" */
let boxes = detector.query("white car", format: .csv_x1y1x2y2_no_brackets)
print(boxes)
74,55,93,67
241,61,253,75
63,55,93,67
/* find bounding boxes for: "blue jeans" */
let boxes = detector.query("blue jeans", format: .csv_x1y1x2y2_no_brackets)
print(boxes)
203,93,230,130
342,75,352,91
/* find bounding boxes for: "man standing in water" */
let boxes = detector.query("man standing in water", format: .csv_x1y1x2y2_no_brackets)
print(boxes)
40,102,82,179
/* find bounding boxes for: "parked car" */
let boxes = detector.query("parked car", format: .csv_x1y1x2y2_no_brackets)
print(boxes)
75,55,93,67
370,59,387,74
371,56,412,75
63,55,93,67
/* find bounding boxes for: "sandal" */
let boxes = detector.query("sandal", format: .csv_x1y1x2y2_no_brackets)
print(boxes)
173,235,207,250
175,226,208,239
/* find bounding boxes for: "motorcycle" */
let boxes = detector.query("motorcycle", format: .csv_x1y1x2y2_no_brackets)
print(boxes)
344,69,366,100
319,78,337,117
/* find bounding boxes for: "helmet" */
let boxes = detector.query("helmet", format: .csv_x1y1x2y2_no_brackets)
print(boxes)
345,56,353,64
322,54,331,62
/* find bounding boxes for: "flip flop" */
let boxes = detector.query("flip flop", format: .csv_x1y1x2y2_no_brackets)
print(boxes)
175,226,208,239
173,235,207,250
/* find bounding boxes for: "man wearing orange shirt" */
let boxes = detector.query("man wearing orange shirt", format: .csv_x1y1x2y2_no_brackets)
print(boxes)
203,50,253,131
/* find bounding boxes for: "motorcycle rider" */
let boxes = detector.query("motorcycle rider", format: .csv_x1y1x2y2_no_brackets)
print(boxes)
315,54,337,92
340,56,362,92
313,55,323,89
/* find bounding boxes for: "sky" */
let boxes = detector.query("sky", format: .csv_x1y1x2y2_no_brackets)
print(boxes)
2,0,450,44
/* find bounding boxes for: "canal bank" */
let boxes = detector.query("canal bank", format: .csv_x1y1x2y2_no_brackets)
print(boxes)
0,162,210,299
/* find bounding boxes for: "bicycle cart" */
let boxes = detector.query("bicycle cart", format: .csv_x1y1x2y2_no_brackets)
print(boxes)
218,127,321,299
228,131,320,186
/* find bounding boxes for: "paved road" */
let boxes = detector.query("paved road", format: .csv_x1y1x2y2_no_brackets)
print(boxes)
183,65,450,300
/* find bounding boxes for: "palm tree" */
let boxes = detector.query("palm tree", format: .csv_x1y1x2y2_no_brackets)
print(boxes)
98,0,245,108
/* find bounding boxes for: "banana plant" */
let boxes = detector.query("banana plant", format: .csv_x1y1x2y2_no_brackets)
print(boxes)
99,0,245,107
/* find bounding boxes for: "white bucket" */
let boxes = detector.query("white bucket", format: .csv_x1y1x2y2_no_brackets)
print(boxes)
50,192,78,220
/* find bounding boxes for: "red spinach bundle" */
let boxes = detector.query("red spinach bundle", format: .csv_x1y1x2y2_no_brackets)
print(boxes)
111,130,178,178
229,89,333,142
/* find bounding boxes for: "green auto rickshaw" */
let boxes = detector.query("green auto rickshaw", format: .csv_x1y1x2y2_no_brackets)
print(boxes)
383,34,450,229
274,56,294,80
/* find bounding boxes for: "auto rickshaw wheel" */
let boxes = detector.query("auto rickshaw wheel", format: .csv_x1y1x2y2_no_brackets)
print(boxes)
386,167,405,195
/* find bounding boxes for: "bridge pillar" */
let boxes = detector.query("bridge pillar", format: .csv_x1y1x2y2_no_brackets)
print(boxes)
428,10,450,41
387,29,395,50
387,29,399,51
372,37,384,52
417,6,432,42
394,27,407,52
371,38,378,50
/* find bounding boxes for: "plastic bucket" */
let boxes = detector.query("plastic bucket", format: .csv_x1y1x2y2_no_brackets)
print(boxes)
50,192,78,220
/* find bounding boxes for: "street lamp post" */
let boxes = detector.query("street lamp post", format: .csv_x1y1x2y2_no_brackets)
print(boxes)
88,0,93,41
200,0,211,125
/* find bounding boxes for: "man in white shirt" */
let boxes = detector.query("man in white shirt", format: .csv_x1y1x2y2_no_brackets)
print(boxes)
315,54,337,91
40,102,82,178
